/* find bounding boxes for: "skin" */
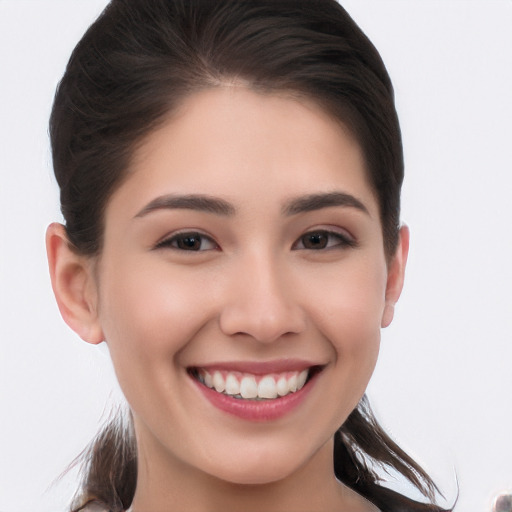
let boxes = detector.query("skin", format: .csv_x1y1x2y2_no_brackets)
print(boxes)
47,86,408,512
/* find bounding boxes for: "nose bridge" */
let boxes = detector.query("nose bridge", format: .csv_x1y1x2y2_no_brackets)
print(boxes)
219,247,305,343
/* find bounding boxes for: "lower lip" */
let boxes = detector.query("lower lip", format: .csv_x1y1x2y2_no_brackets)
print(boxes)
191,372,318,422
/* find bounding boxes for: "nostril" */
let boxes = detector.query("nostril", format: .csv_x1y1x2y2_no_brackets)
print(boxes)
218,299,306,343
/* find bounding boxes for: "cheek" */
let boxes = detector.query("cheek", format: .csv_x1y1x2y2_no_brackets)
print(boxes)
309,256,387,368
97,259,214,382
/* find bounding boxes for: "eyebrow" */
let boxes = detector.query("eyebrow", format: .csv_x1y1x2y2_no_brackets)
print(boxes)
282,192,369,216
134,191,369,219
134,194,236,218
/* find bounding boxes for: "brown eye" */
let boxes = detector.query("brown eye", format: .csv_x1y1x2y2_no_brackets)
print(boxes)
293,230,356,251
176,234,202,250
156,232,218,251
302,232,329,249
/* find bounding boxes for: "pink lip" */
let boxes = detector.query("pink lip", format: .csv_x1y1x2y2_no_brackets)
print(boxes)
189,363,322,422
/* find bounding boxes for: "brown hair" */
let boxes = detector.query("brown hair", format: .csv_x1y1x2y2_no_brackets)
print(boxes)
50,1,450,510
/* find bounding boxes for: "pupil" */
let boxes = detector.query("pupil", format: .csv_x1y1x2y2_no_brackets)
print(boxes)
179,236,200,250
305,233,327,249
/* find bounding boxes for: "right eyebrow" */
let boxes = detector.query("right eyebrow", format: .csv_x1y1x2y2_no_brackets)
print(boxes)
282,191,370,217
134,194,236,218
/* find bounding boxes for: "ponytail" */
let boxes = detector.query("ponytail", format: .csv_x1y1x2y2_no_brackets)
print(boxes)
336,395,450,512
70,396,450,512
71,408,136,512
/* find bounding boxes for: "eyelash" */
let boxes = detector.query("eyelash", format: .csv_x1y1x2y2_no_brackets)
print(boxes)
155,229,356,252
155,231,219,252
292,229,357,251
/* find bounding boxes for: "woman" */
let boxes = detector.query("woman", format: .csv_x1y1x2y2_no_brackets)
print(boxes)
46,0,451,511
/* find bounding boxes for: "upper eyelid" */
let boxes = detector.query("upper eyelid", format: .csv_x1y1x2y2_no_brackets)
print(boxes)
292,227,358,249
300,225,355,240
154,230,218,249
152,226,356,249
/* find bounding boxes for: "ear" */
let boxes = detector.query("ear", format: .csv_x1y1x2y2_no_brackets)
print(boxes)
46,223,104,344
381,225,410,328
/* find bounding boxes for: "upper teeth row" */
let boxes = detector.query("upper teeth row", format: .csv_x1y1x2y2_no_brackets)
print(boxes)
197,369,309,399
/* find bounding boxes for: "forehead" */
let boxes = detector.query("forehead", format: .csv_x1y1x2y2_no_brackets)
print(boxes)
111,86,378,219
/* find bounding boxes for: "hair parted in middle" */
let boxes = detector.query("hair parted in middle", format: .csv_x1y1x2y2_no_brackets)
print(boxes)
51,0,402,258
49,1,449,511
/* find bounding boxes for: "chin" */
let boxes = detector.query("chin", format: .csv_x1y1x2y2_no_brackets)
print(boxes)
203,451,305,486
215,468,294,487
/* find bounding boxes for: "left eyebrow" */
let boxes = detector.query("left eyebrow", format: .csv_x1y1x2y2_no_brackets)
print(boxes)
282,192,370,216
134,194,236,218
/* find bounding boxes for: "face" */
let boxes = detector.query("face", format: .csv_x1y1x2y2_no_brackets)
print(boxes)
88,87,403,485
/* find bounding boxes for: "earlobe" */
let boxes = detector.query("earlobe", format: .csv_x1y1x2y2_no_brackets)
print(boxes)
381,225,409,328
46,223,104,344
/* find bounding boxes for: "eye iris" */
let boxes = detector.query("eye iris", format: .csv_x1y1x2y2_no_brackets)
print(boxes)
304,233,328,249
178,235,201,250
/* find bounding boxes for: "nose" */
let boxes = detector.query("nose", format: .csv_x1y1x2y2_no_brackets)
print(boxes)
218,253,306,344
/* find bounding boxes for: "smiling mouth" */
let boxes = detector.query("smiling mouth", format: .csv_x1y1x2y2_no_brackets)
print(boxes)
188,366,322,401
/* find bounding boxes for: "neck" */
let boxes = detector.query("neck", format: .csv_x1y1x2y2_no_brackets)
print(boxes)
130,430,376,512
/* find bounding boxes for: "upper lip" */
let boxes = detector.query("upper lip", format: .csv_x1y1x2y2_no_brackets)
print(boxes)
188,359,324,375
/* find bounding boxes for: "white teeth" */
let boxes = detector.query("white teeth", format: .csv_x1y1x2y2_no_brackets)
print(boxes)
276,376,288,397
204,371,213,388
258,376,278,399
240,375,258,399
198,368,311,400
212,371,225,393
298,369,308,389
288,374,298,393
225,373,240,395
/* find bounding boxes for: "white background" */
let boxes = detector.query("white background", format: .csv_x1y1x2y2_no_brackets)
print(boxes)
1,1,511,511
